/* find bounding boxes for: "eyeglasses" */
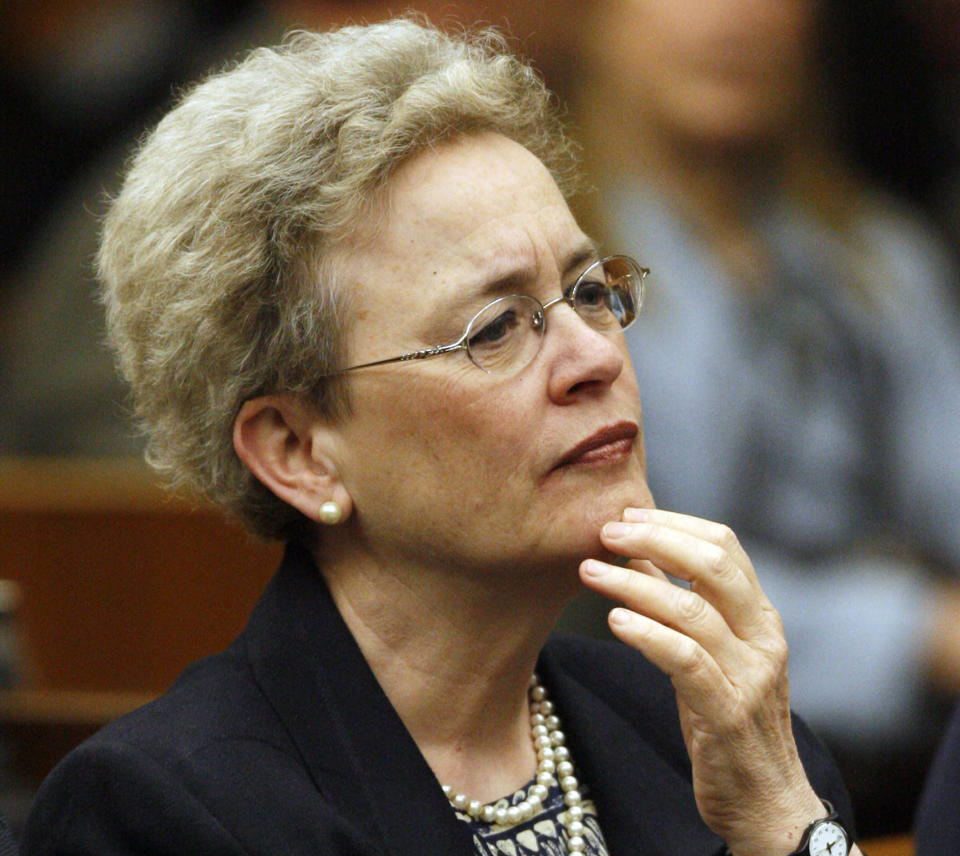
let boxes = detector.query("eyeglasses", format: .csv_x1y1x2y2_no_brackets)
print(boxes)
334,255,648,376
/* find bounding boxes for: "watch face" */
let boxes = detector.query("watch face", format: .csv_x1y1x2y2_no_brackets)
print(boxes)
808,820,849,856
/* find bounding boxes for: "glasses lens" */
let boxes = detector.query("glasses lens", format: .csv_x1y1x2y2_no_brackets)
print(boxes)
573,256,644,331
464,294,545,373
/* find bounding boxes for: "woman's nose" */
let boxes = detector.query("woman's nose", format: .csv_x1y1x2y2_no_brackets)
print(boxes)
544,304,624,403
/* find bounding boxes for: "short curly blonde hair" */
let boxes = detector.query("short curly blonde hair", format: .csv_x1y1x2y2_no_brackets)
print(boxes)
99,15,579,541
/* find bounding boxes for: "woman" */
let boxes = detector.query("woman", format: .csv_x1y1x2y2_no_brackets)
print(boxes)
23,18,859,856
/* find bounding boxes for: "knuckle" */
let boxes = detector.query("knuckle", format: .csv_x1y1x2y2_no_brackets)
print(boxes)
674,588,710,625
766,634,789,670
704,544,738,583
767,606,786,640
714,522,741,555
640,521,668,554
675,637,707,675
616,565,644,596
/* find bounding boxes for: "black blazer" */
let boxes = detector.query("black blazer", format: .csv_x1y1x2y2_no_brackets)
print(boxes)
22,542,852,855
915,699,960,855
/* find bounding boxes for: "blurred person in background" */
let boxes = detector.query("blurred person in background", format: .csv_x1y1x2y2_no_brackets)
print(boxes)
568,0,960,837
0,0,273,454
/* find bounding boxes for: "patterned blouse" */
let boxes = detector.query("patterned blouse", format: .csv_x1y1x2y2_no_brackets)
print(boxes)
453,777,609,856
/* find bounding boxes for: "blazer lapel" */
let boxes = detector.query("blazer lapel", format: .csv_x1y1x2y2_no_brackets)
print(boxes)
241,543,473,856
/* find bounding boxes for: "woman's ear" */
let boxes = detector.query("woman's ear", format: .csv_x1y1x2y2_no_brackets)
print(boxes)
233,395,352,525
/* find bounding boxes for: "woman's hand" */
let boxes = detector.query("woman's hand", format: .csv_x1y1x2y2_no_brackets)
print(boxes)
579,508,832,856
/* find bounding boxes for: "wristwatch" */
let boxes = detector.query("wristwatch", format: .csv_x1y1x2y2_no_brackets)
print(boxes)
787,801,851,856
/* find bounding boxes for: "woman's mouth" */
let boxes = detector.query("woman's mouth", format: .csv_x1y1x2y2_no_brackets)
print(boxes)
552,421,638,470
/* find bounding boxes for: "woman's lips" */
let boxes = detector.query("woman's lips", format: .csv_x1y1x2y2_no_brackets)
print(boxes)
553,422,638,470
566,436,634,466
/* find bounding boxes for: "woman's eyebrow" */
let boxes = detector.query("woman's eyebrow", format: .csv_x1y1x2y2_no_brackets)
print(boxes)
421,240,601,337
561,241,601,279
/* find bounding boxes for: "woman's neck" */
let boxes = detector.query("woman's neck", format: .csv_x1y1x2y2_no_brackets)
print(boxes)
317,543,572,802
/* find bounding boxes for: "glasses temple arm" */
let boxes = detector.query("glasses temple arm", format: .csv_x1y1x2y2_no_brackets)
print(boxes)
336,341,466,374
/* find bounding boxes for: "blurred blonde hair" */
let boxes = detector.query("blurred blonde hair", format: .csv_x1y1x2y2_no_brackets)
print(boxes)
99,15,578,541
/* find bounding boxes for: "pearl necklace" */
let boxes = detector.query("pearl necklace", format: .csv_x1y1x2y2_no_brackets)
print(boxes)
442,674,588,853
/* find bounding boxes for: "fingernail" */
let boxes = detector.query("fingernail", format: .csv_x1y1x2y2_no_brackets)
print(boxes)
581,560,609,578
602,522,631,539
622,507,649,522
609,608,632,627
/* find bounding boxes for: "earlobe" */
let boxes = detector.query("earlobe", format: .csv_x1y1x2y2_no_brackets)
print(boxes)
233,395,352,525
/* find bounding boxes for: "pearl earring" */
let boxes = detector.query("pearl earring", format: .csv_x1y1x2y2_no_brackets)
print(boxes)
318,501,343,525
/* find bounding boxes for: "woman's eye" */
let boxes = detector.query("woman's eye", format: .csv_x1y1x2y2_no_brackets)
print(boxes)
470,309,518,346
576,280,607,307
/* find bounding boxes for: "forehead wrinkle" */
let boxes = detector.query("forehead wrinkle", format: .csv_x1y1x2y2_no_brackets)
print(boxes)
443,209,598,299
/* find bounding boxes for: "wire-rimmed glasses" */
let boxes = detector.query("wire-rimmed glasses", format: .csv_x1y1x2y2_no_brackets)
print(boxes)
333,255,648,376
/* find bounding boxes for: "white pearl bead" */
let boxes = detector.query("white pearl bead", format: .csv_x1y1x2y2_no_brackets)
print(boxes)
530,712,545,726
537,746,555,762
506,806,520,824
567,834,586,852
556,760,574,778
453,793,468,810
536,771,554,787
529,783,549,800
550,730,565,746
530,685,547,702
566,804,584,821
481,805,497,823
531,724,549,738
527,793,542,811
540,758,556,775
554,746,570,762
516,801,532,820
545,714,560,730
560,775,579,793
534,734,552,751
441,784,452,797
538,700,554,715
467,800,483,818
495,806,509,826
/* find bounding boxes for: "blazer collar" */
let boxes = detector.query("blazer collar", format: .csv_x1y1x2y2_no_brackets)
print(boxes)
241,542,472,856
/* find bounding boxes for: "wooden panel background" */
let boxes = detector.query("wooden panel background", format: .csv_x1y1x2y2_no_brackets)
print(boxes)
0,457,281,693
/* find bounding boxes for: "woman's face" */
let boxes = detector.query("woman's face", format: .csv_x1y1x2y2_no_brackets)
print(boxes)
327,132,653,577
587,0,818,146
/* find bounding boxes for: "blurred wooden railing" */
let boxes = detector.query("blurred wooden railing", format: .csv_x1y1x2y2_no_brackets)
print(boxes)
859,834,913,855
0,456,281,785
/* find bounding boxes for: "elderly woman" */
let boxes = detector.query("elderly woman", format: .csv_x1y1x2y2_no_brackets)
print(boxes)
23,17,859,856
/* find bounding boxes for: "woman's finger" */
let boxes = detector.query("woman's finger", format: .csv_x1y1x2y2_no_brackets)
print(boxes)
604,606,737,719
597,510,776,640
623,508,755,577
580,559,746,676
